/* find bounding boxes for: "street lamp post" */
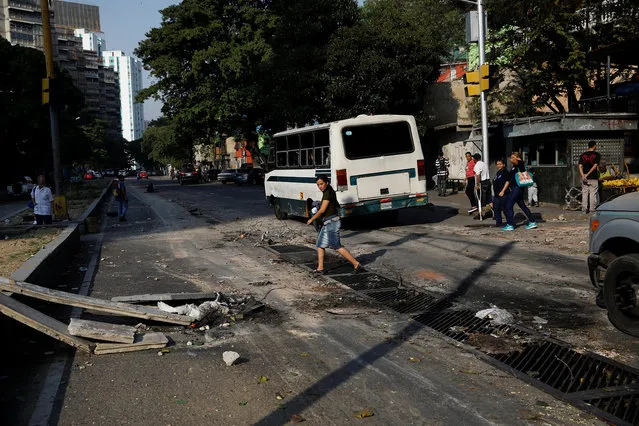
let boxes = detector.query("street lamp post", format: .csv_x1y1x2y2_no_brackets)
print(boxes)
461,0,489,167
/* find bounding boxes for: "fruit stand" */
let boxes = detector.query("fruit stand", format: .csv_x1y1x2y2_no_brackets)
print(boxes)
601,177,639,201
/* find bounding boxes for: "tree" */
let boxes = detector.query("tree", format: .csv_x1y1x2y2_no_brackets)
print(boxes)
135,0,278,143
485,0,639,114
324,0,463,128
142,117,191,167
260,0,360,127
0,38,87,187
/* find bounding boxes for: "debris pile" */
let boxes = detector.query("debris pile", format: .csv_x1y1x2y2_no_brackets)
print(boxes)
0,277,263,356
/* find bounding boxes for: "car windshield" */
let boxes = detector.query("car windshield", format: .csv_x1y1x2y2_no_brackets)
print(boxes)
341,121,414,160
221,169,234,173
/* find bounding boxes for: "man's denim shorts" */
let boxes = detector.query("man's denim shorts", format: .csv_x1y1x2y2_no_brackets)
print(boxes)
316,219,342,249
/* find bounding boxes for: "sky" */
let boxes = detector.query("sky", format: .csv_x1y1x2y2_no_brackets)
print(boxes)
77,0,180,121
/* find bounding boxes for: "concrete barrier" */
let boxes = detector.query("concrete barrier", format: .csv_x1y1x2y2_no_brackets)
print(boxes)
11,182,111,286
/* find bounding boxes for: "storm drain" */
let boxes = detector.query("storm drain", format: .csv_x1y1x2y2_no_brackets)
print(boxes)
269,244,639,426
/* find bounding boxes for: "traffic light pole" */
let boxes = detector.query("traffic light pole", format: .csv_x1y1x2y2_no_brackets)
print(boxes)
40,0,63,197
477,0,489,168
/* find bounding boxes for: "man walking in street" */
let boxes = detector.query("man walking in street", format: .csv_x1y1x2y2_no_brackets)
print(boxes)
578,141,601,214
464,152,477,214
435,151,450,196
114,175,128,222
31,175,54,225
492,159,510,227
473,153,491,213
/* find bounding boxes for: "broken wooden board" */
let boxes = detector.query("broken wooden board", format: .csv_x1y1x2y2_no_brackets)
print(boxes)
0,293,93,353
111,292,220,304
94,332,168,355
0,277,192,326
68,318,136,343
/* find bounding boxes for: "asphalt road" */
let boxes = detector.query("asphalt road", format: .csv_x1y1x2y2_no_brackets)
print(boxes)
150,177,639,368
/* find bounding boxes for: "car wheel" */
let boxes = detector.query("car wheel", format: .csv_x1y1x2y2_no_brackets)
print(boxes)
603,253,639,337
273,199,288,220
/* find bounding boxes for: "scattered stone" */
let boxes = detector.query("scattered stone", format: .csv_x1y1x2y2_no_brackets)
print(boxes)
558,214,566,221
545,238,554,243
223,351,240,366
532,316,548,324
186,341,193,346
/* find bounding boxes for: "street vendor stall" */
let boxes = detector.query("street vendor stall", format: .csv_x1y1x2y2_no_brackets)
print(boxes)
601,176,639,202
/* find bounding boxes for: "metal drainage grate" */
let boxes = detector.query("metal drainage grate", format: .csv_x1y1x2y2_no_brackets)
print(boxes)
268,244,639,426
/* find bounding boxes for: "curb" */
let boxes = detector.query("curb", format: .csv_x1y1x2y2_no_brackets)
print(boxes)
11,182,112,286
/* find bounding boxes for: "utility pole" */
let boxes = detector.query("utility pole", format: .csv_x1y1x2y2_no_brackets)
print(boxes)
477,0,489,168
40,0,63,197
461,0,489,166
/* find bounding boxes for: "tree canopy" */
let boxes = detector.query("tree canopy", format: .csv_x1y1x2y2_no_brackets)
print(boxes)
485,0,639,114
136,0,463,161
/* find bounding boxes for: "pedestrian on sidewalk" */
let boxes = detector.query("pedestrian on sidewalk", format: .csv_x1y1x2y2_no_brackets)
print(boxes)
306,175,361,274
578,141,600,213
31,175,53,225
502,152,537,231
527,172,539,207
435,151,450,196
492,158,510,227
473,153,491,213
114,175,128,222
464,152,477,214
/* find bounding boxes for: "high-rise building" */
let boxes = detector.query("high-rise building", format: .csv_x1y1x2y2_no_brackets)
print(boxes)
74,28,105,55
53,0,100,32
102,51,145,141
0,0,47,51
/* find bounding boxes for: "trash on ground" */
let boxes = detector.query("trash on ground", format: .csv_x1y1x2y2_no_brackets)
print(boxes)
223,351,240,366
354,409,374,418
475,306,514,325
259,375,269,383
290,414,306,422
532,316,548,324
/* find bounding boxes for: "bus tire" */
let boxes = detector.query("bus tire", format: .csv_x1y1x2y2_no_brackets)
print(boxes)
274,199,288,220
603,254,639,337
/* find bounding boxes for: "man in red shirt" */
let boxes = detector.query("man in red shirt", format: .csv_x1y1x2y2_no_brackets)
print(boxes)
578,141,601,214
464,152,477,213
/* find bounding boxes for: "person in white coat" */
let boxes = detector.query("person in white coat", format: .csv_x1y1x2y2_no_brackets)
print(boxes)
31,175,54,225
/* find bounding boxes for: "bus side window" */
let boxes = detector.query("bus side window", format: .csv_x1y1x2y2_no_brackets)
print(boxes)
314,129,330,167
288,151,299,167
276,151,287,167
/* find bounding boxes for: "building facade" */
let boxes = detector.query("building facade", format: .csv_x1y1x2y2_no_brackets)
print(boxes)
0,0,47,51
53,0,99,32
102,50,144,141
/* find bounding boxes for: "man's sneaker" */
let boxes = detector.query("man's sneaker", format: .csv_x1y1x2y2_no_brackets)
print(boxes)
468,207,478,214
501,224,515,231
525,222,537,229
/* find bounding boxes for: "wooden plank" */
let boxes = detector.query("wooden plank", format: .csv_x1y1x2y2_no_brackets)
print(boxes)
68,318,136,343
0,277,192,326
0,293,93,353
111,292,220,304
94,332,168,355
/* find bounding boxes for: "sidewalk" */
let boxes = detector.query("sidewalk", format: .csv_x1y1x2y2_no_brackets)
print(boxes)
53,184,602,425
0,199,28,221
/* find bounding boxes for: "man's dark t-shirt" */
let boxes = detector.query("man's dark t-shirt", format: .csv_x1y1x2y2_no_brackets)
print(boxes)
493,168,510,195
579,151,601,180
321,185,339,219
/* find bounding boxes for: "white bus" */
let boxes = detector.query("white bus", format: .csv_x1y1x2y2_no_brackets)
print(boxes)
264,114,428,220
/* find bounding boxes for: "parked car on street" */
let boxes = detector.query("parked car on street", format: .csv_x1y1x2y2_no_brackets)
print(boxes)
217,169,240,184
93,171,103,178
118,169,127,177
235,168,265,185
6,176,34,195
104,169,116,177
83,171,96,180
587,191,639,337
208,169,221,181
138,170,149,179
177,165,200,185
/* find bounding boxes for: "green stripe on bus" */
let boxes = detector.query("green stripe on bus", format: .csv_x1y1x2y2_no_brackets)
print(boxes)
349,168,416,186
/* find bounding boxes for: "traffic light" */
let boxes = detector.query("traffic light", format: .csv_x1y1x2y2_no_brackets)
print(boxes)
463,64,496,97
42,78,50,105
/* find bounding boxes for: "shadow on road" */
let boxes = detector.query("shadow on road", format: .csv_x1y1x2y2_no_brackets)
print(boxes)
253,241,515,425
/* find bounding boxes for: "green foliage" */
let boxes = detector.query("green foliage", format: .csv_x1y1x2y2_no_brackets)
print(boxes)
0,38,89,185
485,0,639,114
142,117,191,167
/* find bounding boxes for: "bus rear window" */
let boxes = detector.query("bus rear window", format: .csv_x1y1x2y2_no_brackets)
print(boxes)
341,121,414,160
